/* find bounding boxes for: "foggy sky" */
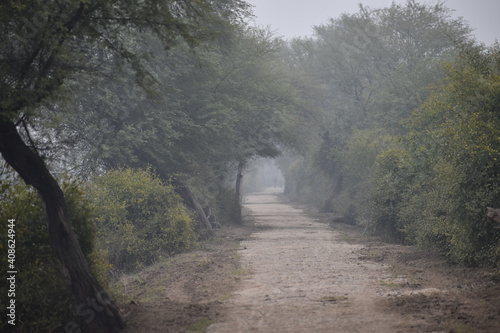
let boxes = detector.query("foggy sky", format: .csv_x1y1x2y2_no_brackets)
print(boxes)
246,0,499,45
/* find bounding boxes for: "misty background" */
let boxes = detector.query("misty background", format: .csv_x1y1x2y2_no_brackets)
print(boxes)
247,0,499,44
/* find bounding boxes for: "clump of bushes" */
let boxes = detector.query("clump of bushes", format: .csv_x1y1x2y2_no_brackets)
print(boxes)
370,147,411,243
368,44,500,266
0,179,105,332
0,167,199,331
89,168,197,273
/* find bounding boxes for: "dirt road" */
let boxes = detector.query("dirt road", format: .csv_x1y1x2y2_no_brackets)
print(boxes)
207,188,408,332
121,188,500,333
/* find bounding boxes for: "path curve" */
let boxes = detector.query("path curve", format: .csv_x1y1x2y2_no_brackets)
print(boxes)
207,188,407,333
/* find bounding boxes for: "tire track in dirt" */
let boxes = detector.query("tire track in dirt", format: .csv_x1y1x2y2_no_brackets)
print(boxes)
207,188,410,333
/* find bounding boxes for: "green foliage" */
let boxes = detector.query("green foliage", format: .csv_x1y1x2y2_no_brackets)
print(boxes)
370,147,412,242
0,179,105,332
187,318,212,333
54,25,304,225
0,1,259,331
338,129,396,220
282,1,471,219
394,43,500,266
89,168,197,273
0,0,250,120
279,3,500,268
366,43,500,265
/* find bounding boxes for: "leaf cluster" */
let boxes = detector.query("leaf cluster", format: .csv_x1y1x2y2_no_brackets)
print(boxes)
88,168,197,273
0,0,250,120
0,178,106,332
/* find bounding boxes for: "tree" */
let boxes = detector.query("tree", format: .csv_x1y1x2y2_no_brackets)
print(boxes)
53,24,304,225
0,1,248,331
392,42,500,265
280,1,472,216
209,27,309,213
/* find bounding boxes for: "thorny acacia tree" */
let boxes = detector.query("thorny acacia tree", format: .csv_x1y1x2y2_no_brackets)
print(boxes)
0,0,249,331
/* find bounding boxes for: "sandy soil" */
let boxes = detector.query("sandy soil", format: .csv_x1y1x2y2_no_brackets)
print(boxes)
118,188,500,333
117,221,254,333
207,188,408,332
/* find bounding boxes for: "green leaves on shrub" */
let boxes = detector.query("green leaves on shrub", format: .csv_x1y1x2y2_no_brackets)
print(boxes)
0,179,103,332
370,147,412,242
89,168,197,273
370,43,500,266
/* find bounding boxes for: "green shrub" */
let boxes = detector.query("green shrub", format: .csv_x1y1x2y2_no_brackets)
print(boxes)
377,44,500,265
370,147,412,242
0,178,105,332
89,168,197,273
339,129,396,221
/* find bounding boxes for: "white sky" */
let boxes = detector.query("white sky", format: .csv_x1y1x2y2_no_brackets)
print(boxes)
246,0,499,45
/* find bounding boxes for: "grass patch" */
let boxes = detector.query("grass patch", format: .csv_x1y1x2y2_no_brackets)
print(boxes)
187,318,212,333
448,324,482,333
232,268,247,276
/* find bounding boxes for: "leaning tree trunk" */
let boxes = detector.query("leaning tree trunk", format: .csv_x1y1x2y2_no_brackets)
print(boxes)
233,161,245,223
172,180,215,237
0,119,126,332
235,161,245,205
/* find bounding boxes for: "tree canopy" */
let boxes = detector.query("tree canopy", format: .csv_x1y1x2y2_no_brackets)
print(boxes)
0,1,252,332
280,1,500,267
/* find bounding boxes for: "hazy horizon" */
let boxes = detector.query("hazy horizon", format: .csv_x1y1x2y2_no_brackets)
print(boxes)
247,0,499,45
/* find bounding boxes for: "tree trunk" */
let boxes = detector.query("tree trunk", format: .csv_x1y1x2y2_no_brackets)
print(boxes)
234,161,245,223
0,119,126,332
172,180,215,237
235,161,245,205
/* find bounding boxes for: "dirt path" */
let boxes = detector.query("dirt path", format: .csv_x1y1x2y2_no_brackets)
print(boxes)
207,188,500,333
207,188,404,332
119,188,500,333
